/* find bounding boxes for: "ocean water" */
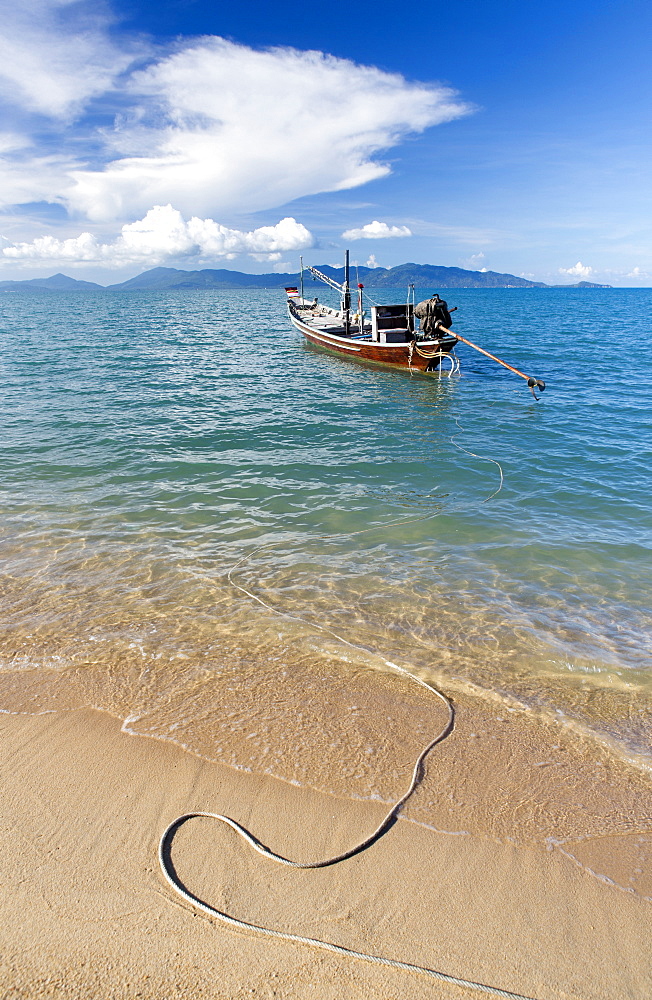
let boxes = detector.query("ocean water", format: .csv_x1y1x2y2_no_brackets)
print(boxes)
0,286,650,843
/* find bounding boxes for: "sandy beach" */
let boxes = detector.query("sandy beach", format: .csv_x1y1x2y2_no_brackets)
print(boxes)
2,702,651,1000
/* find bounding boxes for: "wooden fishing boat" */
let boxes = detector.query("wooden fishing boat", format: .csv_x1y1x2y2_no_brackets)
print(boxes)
285,251,459,375
286,251,547,397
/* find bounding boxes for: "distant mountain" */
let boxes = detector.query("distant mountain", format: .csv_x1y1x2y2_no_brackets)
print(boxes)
0,272,103,291
550,280,613,289
105,263,545,290
0,266,613,292
106,263,612,290
104,266,293,290
364,263,547,288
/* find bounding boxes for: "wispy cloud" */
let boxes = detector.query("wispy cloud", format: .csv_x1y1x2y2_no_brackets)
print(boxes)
341,220,412,240
68,40,471,222
0,0,140,118
0,17,471,227
0,4,475,272
414,220,508,245
1,206,314,267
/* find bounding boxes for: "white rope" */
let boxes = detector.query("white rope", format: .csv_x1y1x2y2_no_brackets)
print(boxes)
159,813,538,1000
450,420,504,503
158,671,452,871
158,428,542,999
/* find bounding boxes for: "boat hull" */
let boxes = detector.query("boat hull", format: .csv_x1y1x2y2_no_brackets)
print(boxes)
289,308,458,373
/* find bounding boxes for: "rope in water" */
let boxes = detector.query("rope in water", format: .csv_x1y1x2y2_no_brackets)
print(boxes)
159,429,541,999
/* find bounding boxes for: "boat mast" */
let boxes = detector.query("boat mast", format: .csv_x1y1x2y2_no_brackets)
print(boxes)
343,250,351,336
300,256,304,303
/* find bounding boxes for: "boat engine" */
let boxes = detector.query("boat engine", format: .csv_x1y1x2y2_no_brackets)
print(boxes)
414,295,453,335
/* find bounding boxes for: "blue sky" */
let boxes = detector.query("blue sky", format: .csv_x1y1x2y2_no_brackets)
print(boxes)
0,0,650,284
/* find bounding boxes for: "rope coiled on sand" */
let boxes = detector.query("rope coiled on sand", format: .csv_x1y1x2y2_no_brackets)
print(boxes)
159,805,537,1000
158,667,536,1000
158,431,542,1000
159,646,538,1000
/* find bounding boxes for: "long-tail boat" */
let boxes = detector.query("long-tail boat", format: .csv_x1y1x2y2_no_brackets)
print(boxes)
286,251,547,397
285,251,459,375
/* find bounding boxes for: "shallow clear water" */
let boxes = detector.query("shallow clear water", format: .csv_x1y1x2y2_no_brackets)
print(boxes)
0,286,650,803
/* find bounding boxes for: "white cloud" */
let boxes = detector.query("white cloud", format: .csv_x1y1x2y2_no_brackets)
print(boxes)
0,0,139,118
65,38,471,221
0,13,472,261
365,254,382,268
341,220,412,240
559,261,594,278
1,205,314,267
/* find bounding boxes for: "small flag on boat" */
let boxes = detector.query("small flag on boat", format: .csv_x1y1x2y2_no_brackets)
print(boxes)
285,286,299,295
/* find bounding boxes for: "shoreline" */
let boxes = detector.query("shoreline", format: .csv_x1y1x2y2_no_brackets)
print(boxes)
2,706,651,999
3,636,652,863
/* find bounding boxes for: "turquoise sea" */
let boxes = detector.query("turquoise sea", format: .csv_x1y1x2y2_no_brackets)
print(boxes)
0,286,650,825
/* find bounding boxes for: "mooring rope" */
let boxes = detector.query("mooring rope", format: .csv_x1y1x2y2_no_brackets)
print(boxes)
160,677,450,868
413,341,451,359
158,428,543,1000
159,813,537,1000
451,418,504,503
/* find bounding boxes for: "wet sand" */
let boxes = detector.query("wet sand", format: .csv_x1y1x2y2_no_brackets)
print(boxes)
1,705,651,1000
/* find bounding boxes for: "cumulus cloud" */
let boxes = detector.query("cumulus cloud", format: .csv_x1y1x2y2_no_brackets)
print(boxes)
0,0,139,118
365,254,382,268
1,206,314,267
341,220,412,240
559,261,594,278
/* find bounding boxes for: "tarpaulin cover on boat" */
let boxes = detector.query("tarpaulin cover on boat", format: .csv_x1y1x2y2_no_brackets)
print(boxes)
415,296,452,333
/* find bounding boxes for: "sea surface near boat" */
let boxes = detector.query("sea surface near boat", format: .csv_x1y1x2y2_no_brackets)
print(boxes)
0,286,650,810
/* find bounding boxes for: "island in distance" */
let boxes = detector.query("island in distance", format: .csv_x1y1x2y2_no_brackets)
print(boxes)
0,264,612,292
